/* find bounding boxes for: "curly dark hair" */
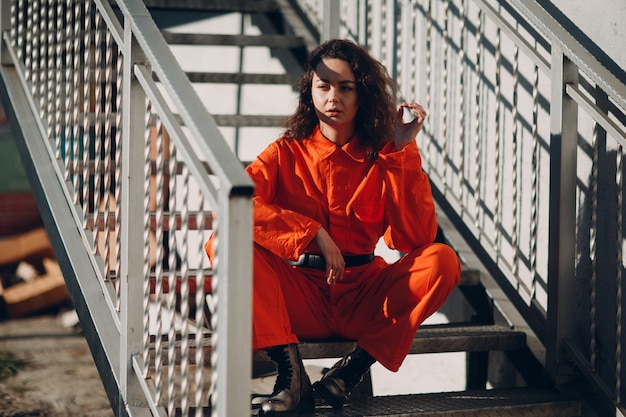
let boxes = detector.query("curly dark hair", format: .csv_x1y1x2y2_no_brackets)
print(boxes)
284,39,397,158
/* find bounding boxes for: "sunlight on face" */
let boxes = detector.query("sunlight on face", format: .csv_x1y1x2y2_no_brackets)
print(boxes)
311,58,358,137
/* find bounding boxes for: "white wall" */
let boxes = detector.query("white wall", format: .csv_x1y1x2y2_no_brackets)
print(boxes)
548,0,626,71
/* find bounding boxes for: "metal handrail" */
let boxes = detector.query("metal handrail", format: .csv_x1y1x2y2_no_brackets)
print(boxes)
0,1,253,416
293,0,626,414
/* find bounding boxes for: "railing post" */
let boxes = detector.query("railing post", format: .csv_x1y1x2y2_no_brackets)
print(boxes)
0,0,12,65
119,12,149,414
322,0,340,42
215,190,253,417
546,44,578,384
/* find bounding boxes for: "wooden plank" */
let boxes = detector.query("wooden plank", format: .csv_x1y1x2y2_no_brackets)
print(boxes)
0,228,52,265
1,259,70,318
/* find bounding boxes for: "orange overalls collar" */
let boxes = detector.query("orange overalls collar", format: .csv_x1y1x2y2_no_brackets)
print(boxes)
310,126,368,163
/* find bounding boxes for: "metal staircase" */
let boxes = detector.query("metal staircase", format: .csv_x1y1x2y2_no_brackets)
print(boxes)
141,1,582,415
7,0,626,415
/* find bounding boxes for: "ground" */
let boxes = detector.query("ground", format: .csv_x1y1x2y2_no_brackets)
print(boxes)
0,312,113,417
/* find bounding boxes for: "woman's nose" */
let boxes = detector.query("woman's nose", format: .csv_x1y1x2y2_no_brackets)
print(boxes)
327,87,339,102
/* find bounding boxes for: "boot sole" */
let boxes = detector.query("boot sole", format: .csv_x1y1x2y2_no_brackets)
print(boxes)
257,389,315,416
312,380,346,410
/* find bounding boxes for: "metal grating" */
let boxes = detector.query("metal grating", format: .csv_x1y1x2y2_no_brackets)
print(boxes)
307,387,582,417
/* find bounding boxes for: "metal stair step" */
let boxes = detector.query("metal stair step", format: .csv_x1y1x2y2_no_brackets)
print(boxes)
182,387,580,416
162,32,306,49
150,323,526,366
308,387,581,417
297,323,526,360
184,71,300,85
144,0,280,13
211,114,288,127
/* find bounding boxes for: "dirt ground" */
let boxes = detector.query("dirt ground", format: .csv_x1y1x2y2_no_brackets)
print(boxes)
0,312,114,417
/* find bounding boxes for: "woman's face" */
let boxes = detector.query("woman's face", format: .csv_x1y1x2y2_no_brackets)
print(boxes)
311,58,358,133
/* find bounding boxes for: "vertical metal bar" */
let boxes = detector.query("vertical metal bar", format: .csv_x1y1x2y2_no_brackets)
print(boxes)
358,0,367,45
71,1,81,203
166,139,177,416
114,30,123,310
82,0,92,229
153,116,166,405
589,121,599,372
233,13,244,159
95,8,104,257
493,27,501,254
399,0,412,97
142,106,152,387
424,0,432,166
29,0,38,95
142,104,153,382
53,1,63,161
546,44,578,383
180,165,191,415
616,147,624,404
0,0,13,64
370,0,382,59
322,0,340,41
530,64,539,299
120,13,149,412
472,8,482,228
17,0,24,64
214,192,253,417
441,0,449,191
408,0,417,99
385,0,397,80
457,0,466,206
194,198,207,416
511,45,519,276
37,0,46,116
46,1,56,145
103,26,114,282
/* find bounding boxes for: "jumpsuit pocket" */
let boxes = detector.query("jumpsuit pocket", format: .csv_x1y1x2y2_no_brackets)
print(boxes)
351,199,384,223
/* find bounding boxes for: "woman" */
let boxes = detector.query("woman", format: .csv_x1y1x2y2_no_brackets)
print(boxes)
227,39,460,415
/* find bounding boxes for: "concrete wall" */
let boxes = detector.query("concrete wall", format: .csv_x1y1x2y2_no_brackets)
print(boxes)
547,0,626,76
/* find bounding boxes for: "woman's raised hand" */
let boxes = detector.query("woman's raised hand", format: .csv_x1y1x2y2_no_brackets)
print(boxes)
394,102,427,151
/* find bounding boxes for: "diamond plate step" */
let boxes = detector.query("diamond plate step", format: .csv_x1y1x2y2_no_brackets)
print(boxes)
297,323,526,360
305,387,581,417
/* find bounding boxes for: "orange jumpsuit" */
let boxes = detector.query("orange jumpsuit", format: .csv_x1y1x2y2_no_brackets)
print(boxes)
240,126,459,372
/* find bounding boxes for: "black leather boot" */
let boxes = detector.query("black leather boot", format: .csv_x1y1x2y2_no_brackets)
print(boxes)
312,346,376,409
259,344,314,416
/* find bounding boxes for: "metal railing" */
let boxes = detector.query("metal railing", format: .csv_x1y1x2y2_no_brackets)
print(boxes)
295,0,626,414
0,1,253,416
3,0,626,415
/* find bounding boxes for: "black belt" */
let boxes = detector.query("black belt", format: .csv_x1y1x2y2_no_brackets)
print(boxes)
288,253,375,270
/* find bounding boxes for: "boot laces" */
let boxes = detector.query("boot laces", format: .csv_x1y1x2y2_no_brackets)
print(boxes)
270,347,295,393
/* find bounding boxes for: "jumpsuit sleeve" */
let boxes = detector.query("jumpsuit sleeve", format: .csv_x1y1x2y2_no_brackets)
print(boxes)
377,140,438,252
245,142,322,261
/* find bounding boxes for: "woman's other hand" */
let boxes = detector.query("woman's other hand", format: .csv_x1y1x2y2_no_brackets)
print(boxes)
314,227,345,285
